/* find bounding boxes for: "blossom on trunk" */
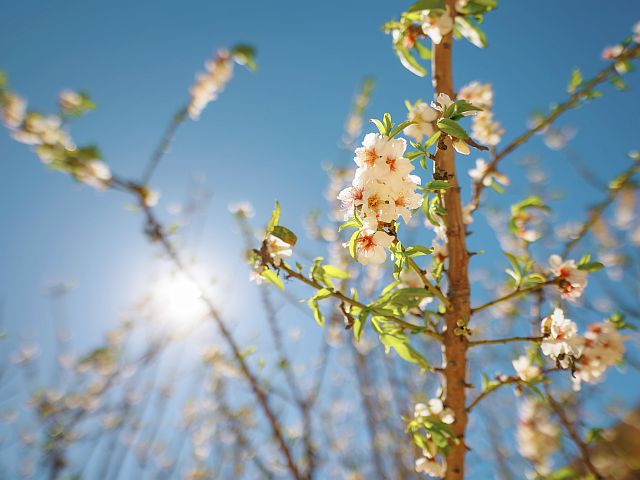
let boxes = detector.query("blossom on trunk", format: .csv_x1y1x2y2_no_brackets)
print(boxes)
412,399,454,478
420,7,453,45
549,254,588,300
404,101,438,142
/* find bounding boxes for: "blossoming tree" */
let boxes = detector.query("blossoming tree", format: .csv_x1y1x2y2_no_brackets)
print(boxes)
2,1,640,479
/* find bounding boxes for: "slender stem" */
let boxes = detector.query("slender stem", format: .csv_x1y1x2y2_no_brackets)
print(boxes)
141,106,188,184
466,368,559,411
280,263,443,341
406,256,452,310
545,387,604,480
468,335,542,347
469,43,640,214
562,155,640,257
471,280,556,314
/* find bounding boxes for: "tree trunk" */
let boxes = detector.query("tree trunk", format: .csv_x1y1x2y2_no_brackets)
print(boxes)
431,1,471,478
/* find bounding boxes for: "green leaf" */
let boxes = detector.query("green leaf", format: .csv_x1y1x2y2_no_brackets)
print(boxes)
349,229,361,259
231,44,257,71
354,308,370,341
389,120,415,139
323,265,350,279
424,130,442,148
271,225,297,246
407,0,446,12
455,16,487,48
339,218,361,232
414,41,432,60
307,298,325,327
425,180,453,191
267,201,281,234
379,328,431,370
567,68,583,93
404,245,433,257
371,118,385,135
437,118,469,139
393,42,427,77
261,269,283,290
577,261,605,272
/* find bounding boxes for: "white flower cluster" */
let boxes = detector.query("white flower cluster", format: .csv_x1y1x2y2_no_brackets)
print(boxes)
539,308,625,388
188,49,233,120
572,321,624,390
1,90,111,189
517,397,559,475
420,7,453,45
540,308,583,368
458,81,504,146
413,399,454,478
405,94,474,155
549,255,588,300
338,132,422,265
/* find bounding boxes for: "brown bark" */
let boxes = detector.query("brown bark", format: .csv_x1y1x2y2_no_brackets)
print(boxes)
431,1,471,478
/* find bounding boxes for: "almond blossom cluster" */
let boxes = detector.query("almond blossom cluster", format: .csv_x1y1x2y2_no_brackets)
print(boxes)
411,399,455,478
517,397,559,475
1,87,111,189
540,308,583,368
338,132,422,265
549,255,588,300
458,81,504,146
539,308,625,387
188,49,234,120
572,321,625,390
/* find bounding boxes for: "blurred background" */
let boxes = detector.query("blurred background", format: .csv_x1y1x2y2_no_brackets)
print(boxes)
1,0,640,478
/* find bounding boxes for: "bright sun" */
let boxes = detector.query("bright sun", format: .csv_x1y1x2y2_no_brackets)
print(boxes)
152,272,207,328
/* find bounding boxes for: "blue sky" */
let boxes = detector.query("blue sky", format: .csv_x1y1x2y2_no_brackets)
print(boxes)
1,0,639,477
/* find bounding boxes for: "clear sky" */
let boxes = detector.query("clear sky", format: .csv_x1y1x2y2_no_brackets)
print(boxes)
1,0,639,477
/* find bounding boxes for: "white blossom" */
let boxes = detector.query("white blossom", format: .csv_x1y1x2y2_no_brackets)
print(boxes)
517,397,559,474
512,355,541,382
549,254,588,300
468,158,508,187
572,321,624,390
540,308,583,367
354,229,393,265
420,7,453,45
1,92,26,129
266,234,292,266
415,456,445,477
404,101,438,142
188,49,233,120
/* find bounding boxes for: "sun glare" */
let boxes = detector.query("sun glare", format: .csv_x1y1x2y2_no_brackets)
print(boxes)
152,272,207,328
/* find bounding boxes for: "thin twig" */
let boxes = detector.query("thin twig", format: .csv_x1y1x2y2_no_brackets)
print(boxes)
141,106,188,184
469,44,640,214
